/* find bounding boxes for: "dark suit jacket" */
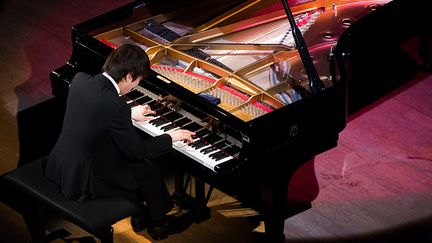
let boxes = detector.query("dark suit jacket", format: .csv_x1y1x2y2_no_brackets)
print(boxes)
45,72,172,201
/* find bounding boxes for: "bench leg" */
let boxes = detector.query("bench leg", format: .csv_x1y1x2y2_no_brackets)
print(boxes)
23,204,47,243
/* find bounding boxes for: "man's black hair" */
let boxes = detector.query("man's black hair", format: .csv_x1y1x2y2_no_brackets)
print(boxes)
102,44,150,83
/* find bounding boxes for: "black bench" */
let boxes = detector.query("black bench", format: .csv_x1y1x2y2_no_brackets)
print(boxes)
3,158,140,243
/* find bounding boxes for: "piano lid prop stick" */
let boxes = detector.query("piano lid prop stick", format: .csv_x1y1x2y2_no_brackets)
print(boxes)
280,0,325,94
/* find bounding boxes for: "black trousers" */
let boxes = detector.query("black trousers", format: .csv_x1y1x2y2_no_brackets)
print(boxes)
130,160,173,223
91,158,173,223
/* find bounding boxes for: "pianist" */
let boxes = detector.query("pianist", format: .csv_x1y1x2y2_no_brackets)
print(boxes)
45,44,195,240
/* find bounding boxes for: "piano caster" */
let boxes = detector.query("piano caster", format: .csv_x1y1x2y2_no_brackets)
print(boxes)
253,231,285,243
171,191,211,224
191,204,211,224
266,234,285,243
263,218,286,243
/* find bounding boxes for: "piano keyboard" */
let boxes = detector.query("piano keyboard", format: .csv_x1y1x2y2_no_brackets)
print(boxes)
124,87,242,172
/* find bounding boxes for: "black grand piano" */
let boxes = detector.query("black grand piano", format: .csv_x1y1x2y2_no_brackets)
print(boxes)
50,0,429,241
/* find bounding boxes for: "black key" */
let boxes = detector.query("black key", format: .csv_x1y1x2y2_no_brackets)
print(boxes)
215,140,231,148
160,124,177,132
208,149,221,157
149,115,168,125
147,100,161,110
156,106,171,115
126,90,144,100
213,147,239,160
189,139,204,148
214,153,230,161
209,151,225,159
191,139,208,148
151,111,181,127
162,111,182,121
201,146,219,154
161,117,191,132
173,117,191,127
154,119,171,127
136,96,152,104
223,145,241,155
182,122,203,132
194,142,210,149
202,134,222,144
195,129,211,137
200,140,230,154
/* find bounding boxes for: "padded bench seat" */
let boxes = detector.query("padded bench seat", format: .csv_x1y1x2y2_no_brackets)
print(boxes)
3,158,140,243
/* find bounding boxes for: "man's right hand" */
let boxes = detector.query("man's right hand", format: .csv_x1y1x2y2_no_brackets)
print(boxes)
167,129,195,143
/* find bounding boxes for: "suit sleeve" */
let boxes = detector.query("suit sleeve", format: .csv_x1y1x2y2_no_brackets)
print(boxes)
109,103,172,161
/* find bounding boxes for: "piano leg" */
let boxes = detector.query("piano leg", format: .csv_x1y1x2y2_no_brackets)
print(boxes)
258,162,313,242
174,167,186,193
193,177,211,223
260,178,289,243
172,158,313,241
172,169,211,223
264,215,286,243
195,177,205,205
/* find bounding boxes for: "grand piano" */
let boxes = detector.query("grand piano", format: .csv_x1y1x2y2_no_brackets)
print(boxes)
50,0,400,241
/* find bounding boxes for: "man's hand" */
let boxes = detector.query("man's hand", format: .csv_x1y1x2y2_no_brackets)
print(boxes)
167,129,195,143
131,105,156,122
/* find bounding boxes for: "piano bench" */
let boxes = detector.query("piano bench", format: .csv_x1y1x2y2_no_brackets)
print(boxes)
3,158,140,243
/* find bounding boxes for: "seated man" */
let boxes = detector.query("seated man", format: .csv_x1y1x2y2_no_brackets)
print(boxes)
45,44,195,240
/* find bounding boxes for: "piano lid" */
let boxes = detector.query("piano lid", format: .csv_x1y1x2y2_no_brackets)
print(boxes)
93,0,391,122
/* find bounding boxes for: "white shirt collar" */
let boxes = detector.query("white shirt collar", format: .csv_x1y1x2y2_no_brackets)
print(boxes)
102,72,120,94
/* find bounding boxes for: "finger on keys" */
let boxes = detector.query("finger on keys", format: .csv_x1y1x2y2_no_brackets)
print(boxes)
131,105,148,122
143,105,156,115
141,115,155,121
182,129,195,143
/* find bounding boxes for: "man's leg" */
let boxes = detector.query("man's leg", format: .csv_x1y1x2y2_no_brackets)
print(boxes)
132,160,173,224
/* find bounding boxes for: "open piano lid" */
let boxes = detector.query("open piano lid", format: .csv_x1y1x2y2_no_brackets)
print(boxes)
94,1,331,120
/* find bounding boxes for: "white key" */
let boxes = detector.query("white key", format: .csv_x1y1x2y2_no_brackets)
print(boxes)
177,143,233,171
134,120,234,172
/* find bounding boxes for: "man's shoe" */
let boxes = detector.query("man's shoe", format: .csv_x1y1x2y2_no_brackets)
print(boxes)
147,212,193,240
131,215,149,232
